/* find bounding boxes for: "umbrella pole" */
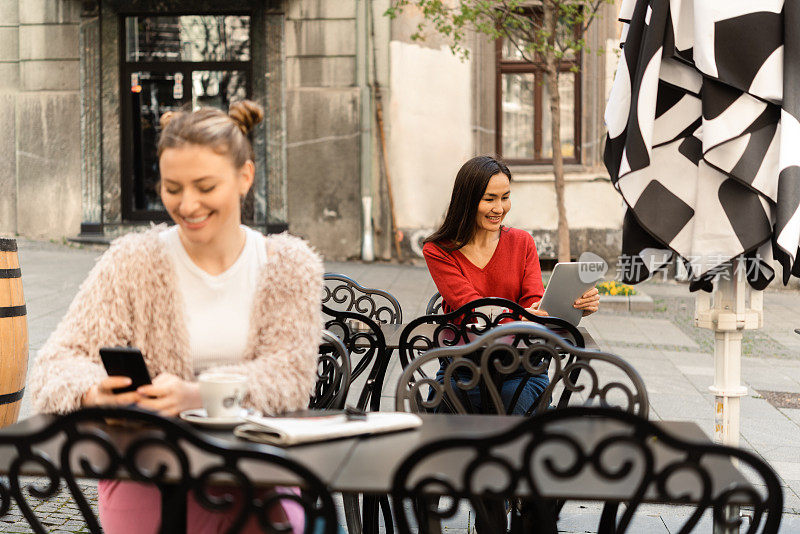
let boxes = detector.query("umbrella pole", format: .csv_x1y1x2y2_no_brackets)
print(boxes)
695,264,762,533
709,269,749,446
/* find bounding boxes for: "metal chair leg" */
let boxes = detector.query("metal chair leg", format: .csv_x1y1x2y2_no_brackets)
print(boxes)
512,498,558,534
379,495,394,534
598,502,619,534
343,492,362,534
414,496,443,534
362,494,379,534
472,498,508,533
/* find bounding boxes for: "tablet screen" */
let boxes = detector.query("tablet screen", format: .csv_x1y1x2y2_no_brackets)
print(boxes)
538,262,604,326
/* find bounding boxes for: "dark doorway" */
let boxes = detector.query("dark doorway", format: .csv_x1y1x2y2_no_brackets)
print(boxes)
120,14,253,222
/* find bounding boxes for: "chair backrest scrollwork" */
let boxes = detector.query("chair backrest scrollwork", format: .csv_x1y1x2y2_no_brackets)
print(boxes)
323,273,403,325
396,322,647,417
310,330,352,410
398,297,584,370
322,305,389,412
425,292,443,315
0,407,339,534
391,406,782,534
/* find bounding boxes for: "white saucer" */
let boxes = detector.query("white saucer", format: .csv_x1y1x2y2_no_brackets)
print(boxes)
179,408,247,430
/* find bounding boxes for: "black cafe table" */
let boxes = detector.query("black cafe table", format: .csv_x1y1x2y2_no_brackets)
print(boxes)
0,412,362,533
0,412,359,488
0,411,753,532
333,415,744,498
333,414,758,534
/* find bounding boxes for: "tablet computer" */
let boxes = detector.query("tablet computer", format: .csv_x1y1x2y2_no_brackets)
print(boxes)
538,262,605,326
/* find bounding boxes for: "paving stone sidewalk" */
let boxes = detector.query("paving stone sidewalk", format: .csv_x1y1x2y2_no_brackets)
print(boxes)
0,478,97,533
9,239,800,532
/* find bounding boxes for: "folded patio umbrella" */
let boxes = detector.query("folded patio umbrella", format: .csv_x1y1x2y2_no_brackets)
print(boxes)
604,0,800,291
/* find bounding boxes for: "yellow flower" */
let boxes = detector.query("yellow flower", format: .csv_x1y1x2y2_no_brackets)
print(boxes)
596,280,637,296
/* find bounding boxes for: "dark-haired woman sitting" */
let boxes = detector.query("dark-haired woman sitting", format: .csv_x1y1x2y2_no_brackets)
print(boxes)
422,156,600,415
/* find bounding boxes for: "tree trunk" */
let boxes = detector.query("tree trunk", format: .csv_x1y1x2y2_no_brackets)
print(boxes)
544,1,571,263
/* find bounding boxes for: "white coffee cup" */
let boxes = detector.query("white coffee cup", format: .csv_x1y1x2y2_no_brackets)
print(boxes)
198,372,247,418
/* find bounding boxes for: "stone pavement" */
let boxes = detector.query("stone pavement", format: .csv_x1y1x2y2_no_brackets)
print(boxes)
0,478,98,533
8,238,800,532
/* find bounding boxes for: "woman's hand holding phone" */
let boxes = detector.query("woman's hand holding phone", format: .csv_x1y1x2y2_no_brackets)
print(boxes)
137,373,202,417
82,376,142,407
83,373,203,417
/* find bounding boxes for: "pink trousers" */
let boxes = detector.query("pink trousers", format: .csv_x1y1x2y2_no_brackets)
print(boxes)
98,480,305,534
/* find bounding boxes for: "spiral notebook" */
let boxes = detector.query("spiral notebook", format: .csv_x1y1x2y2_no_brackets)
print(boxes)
234,412,423,446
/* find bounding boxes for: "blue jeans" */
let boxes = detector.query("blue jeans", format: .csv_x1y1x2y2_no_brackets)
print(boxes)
430,361,549,415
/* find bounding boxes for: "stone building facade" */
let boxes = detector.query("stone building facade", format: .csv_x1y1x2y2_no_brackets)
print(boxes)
0,0,623,263
0,1,82,239
387,3,625,262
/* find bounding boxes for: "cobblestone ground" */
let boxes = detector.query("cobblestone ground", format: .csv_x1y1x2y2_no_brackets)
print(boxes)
0,479,98,533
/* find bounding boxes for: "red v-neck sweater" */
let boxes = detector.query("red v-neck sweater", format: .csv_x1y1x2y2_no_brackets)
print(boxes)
423,227,544,314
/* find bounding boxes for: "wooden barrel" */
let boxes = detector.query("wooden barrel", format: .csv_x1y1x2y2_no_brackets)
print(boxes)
0,238,27,427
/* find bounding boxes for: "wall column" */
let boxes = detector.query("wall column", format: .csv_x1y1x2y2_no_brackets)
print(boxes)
16,0,82,239
79,0,103,235
0,3,20,235
264,9,288,233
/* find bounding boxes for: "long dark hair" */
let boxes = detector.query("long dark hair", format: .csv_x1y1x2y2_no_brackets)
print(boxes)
425,156,512,251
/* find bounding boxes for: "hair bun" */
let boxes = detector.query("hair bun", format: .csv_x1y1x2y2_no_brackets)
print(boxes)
228,100,264,135
159,110,183,130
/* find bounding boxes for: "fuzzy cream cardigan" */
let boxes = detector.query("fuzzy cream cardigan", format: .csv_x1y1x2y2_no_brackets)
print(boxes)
28,226,323,415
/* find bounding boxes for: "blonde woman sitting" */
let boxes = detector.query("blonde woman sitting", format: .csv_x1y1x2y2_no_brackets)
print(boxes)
28,101,322,534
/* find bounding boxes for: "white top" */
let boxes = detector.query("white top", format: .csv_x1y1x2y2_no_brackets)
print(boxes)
159,225,267,373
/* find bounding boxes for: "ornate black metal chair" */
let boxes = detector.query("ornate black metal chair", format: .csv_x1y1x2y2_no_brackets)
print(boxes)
399,297,583,367
398,297,585,410
309,330,351,410
425,292,443,315
373,299,588,534
321,274,405,534
321,306,389,413
0,406,338,534
395,321,647,532
323,273,402,325
391,406,783,534
396,322,648,417
321,273,402,413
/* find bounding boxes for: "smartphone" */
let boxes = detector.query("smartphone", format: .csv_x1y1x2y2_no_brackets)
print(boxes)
99,346,152,394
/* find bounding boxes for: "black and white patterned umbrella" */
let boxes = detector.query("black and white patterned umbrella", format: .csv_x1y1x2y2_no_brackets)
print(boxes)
604,0,800,291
